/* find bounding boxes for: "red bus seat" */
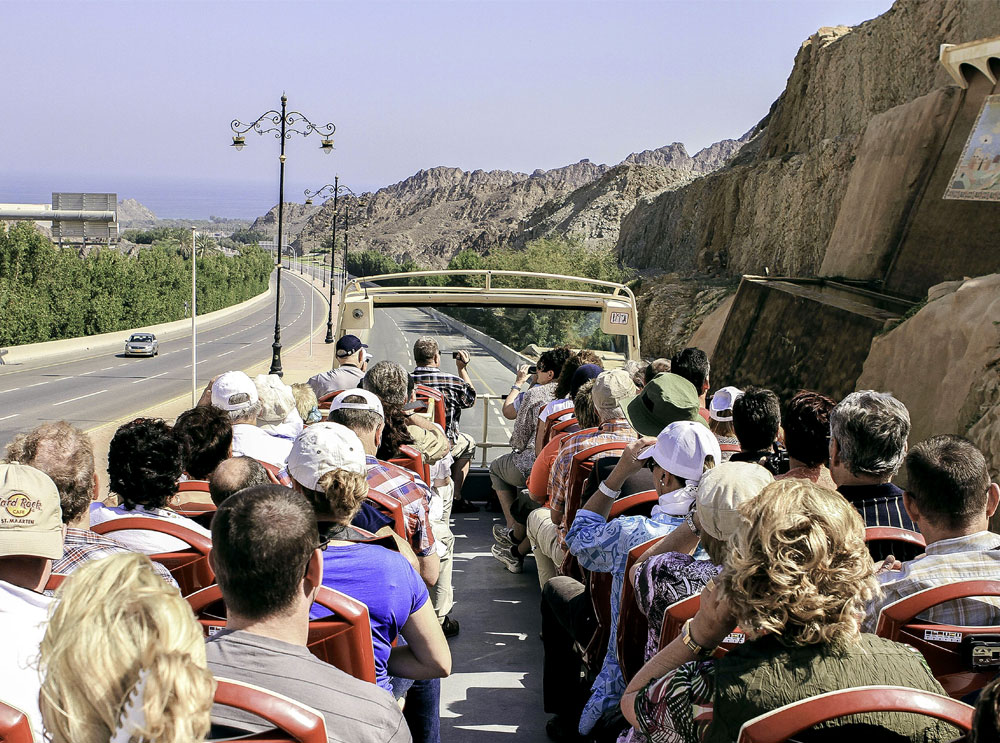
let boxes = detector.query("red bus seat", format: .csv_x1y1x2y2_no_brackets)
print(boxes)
0,700,32,743
736,685,974,743
541,408,575,448
617,538,662,683
316,389,345,414
212,678,327,743
388,444,431,485
551,417,580,439
92,517,214,595
875,579,1000,698
562,437,622,533
364,489,408,540
608,490,659,520
414,385,447,431
189,586,377,684
178,479,211,493
659,594,746,656
865,526,927,562
44,573,68,592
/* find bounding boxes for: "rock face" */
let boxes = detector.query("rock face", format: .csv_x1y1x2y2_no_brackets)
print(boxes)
633,275,737,359
117,198,156,225
623,132,752,173
857,273,1000,480
250,202,320,247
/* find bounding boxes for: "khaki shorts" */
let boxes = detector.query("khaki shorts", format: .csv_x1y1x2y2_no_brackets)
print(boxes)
451,431,477,460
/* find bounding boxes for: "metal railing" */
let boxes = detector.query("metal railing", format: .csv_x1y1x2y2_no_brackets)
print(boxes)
474,393,513,468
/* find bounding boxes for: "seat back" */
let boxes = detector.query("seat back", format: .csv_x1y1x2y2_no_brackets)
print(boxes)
875,579,1000,697
0,700,32,743
173,501,218,529
92,517,214,595
617,538,662,683
541,408,574,447
44,573,68,592
608,490,658,520
388,444,431,485
864,526,926,562
188,586,377,684
551,417,580,438
562,437,621,531
414,385,447,431
212,678,328,743
178,480,211,493
316,389,345,414
659,594,746,656
736,685,974,743
364,489,408,540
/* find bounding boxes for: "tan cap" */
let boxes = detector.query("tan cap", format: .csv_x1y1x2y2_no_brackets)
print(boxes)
0,464,63,560
695,461,773,541
592,369,634,413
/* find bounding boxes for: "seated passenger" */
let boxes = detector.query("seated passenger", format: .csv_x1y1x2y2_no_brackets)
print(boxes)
707,385,742,460
621,479,959,743
776,389,836,489
202,370,292,468
729,386,788,474
534,353,603,456
622,359,645,391
4,422,175,586
291,382,323,424
862,435,1000,632
561,420,721,736
0,464,63,742
90,418,211,554
208,455,271,507
643,358,670,386
39,553,214,743
329,390,440,587
173,405,233,505
308,333,370,398
255,373,304,441
829,391,917,555
670,347,711,422
205,485,410,743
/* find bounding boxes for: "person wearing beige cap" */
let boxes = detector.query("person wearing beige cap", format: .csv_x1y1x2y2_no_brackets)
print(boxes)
0,463,64,742
201,370,292,468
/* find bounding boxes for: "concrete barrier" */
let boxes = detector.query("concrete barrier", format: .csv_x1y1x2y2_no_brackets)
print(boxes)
419,307,532,372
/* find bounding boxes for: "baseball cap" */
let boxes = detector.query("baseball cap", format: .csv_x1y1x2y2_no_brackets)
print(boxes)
637,420,722,482
329,389,384,419
211,371,259,412
623,373,706,436
0,464,63,560
254,374,296,424
696,461,773,541
592,369,634,413
336,335,368,359
287,423,368,491
709,386,743,422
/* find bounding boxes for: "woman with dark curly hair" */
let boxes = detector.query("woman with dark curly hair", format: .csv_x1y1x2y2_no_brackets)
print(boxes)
90,418,211,554
621,479,959,743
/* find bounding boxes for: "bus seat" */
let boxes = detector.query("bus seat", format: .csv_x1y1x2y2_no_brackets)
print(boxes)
659,594,746,657
363,489,408,541
563,439,626,532
211,678,328,743
541,408,575,448
864,526,927,563
388,444,431,485
617,538,662,683
0,700,32,743
414,385,447,431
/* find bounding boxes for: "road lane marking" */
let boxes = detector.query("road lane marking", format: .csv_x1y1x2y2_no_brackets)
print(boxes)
217,349,236,357
132,372,169,384
53,389,107,406
25,382,48,388
0,414,18,421
100,366,114,371
0,388,20,395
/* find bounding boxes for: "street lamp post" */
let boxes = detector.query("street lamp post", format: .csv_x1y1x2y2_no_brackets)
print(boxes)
231,94,335,376
304,177,356,343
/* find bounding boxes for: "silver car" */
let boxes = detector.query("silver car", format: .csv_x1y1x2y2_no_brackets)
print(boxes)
124,333,159,357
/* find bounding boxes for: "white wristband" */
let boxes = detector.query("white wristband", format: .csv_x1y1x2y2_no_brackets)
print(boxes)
597,481,621,499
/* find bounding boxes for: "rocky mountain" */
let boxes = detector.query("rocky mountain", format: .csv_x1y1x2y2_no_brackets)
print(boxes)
622,132,753,173
117,198,156,225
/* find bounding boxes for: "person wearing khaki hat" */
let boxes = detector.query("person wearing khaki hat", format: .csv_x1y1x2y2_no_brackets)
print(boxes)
0,463,64,742
202,370,292,468
622,373,707,438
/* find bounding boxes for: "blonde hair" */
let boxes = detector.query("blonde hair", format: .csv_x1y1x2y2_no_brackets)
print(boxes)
308,468,370,524
722,479,879,648
40,553,215,743
291,383,319,423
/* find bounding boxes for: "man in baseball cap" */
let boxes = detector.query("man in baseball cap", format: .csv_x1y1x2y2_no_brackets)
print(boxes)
0,463,64,742
205,371,292,468
308,334,370,399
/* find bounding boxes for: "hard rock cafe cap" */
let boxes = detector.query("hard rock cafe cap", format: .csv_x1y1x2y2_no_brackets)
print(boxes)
709,386,744,422
211,371,259,412
336,335,368,359
287,423,368,491
637,420,722,483
622,373,706,436
0,463,63,560
328,388,384,419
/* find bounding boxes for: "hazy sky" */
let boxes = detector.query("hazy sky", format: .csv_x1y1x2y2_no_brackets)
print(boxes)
2,0,894,216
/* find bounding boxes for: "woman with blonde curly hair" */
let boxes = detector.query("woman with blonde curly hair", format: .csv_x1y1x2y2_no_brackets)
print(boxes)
621,479,959,743
39,552,215,743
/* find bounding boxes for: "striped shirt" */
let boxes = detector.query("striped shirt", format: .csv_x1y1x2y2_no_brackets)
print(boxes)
838,482,917,561
863,530,1000,633
365,455,436,557
411,366,476,443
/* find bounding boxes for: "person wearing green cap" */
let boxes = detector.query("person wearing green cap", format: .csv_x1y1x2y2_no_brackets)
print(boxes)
621,373,709,437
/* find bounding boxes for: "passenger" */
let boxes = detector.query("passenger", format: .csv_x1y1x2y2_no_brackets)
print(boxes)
534,353,603,456
514,369,637,583
39,553,214,743
622,359,645,391
202,370,292,468
621,479,960,743
291,382,323,424
829,390,917,558
254,373,304,441
364,361,459,638
0,463,64,741
669,347,711,422
775,389,837,489
729,386,787,475
973,675,1000,743
410,336,478,513
173,405,233,482
562,420,721,736
862,435,1000,632
4,422,175,586
208,455,271,507
706,385,742,461
490,347,571,557
328,390,440,588
204,485,411,743
286,426,450,742
90,418,212,554
643,357,670,386
307,333,370,398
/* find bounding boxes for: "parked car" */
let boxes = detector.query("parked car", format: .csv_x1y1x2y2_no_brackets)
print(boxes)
124,333,158,357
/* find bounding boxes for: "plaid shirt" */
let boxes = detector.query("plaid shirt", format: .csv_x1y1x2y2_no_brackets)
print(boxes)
863,530,1000,633
411,366,476,443
365,455,436,557
52,528,178,588
547,418,636,542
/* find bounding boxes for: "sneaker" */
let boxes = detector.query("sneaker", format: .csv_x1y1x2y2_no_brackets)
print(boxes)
492,524,516,548
451,499,479,513
441,615,460,638
491,543,524,573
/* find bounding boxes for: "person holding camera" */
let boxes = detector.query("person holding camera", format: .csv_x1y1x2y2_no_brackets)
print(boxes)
308,334,371,398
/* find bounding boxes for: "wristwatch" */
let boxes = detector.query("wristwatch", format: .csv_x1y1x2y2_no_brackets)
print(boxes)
680,618,716,659
685,512,701,538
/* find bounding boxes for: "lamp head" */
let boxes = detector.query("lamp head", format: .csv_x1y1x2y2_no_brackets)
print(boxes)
231,135,246,151
320,138,334,154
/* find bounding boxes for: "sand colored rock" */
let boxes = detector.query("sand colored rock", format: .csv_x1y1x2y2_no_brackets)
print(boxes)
688,294,735,362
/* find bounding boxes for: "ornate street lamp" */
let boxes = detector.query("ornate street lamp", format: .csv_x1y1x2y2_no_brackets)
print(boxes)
231,94,335,376
304,177,357,344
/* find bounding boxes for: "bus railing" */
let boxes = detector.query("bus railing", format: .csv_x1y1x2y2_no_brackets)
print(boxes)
474,393,512,468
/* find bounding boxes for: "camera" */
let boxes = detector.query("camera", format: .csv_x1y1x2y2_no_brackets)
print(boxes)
528,365,537,374
452,351,461,360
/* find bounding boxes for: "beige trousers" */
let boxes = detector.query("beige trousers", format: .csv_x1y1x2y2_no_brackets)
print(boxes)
428,481,455,620
526,506,567,589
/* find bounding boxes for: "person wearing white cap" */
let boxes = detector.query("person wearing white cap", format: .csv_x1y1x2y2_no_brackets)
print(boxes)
255,373,304,441
203,370,293,468
0,463,64,742
708,386,743,461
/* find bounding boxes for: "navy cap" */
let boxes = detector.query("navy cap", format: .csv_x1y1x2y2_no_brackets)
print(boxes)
335,334,368,358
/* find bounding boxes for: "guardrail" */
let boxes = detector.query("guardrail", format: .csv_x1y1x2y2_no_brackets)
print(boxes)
475,393,512,468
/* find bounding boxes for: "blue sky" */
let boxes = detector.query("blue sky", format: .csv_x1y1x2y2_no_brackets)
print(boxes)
1,0,894,216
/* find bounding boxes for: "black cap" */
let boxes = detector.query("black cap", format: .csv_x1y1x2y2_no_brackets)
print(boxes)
335,334,368,358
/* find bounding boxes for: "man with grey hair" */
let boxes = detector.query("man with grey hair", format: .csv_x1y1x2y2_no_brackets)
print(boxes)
829,390,916,548
209,455,272,507
200,371,292,468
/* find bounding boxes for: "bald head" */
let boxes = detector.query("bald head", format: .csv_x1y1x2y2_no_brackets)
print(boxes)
209,456,271,507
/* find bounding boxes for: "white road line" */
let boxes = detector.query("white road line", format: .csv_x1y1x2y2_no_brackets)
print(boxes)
132,372,169,384
217,349,236,357
0,414,18,421
100,366,114,371
53,389,106,406
25,382,47,388
0,388,20,395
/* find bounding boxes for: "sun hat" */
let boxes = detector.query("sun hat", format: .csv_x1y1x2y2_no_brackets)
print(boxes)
623,373,705,436
254,374,296,425
0,463,63,560
211,371,259,412
591,369,634,413
286,423,368,490
328,388,384,419
637,420,722,482
709,386,744,422
695,461,773,541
